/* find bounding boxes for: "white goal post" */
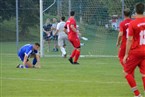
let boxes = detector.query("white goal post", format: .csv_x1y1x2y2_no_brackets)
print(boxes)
39,0,56,57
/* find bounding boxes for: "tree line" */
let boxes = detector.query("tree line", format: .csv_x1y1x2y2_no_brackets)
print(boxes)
0,0,144,35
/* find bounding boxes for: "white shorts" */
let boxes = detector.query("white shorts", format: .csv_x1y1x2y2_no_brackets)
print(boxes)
58,35,68,47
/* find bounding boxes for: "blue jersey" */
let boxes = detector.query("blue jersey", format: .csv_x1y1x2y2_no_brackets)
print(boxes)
18,44,38,61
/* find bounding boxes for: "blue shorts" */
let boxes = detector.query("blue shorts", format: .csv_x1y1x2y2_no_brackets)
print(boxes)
18,53,29,62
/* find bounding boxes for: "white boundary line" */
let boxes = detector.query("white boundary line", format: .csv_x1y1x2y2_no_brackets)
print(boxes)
44,55,117,58
0,77,126,84
0,53,117,58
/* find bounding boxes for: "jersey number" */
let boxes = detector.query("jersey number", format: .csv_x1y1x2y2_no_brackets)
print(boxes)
140,30,145,45
67,25,70,32
126,28,129,38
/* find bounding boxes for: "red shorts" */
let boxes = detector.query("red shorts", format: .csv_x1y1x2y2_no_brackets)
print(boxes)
124,48,145,74
118,47,126,67
69,37,80,48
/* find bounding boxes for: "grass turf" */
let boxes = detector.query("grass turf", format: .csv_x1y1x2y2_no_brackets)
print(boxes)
0,42,144,97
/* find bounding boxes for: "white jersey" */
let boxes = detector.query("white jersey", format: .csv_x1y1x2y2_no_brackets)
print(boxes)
52,23,57,35
56,21,67,37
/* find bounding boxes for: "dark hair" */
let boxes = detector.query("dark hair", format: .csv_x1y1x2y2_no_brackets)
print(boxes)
70,11,75,16
35,43,40,47
124,8,131,17
135,2,145,14
61,16,65,21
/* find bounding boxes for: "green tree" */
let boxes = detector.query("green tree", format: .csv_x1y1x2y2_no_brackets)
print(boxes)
0,0,39,36
0,0,15,22
19,0,39,35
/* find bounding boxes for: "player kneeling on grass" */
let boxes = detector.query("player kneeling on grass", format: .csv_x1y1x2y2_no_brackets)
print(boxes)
17,43,41,68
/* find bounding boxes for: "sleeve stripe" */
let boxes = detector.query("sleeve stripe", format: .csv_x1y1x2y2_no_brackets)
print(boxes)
25,50,32,56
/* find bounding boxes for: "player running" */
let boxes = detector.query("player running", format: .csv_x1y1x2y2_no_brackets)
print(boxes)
64,11,81,64
16,43,41,68
116,8,132,67
123,2,145,97
54,16,68,58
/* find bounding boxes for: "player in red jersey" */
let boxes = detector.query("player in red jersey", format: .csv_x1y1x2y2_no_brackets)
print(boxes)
64,11,80,64
116,8,132,67
123,3,145,97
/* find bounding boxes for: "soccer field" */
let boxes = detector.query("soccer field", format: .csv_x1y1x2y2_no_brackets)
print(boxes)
0,42,144,97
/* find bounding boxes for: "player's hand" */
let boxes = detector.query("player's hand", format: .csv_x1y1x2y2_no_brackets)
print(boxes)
116,42,120,47
46,31,50,35
34,63,41,68
78,32,81,36
123,55,128,64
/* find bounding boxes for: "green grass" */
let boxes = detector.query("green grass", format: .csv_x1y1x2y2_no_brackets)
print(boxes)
0,19,144,97
0,42,144,97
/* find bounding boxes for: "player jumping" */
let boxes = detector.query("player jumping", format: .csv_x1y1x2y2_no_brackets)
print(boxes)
16,43,41,68
64,11,81,64
123,2,145,97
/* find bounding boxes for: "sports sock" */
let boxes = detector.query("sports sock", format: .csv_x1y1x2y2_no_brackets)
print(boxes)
74,50,80,63
32,58,37,65
142,76,145,91
70,49,77,58
125,74,140,96
19,64,28,68
60,47,66,55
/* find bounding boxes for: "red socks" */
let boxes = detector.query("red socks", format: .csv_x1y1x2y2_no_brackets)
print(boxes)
142,77,145,91
70,49,77,58
125,74,140,96
74,50,80,63
70,49,80,63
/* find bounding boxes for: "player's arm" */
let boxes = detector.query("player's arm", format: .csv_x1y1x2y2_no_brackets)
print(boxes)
35,53,41,68
51,24,56,31
54,23,60,35
64,24,68,35
54,30,59,35
23,55,28,65
123,36,133,64
116,31,123,47
123,24,133,64
116,23,123,47
43,28,51,35
64,28,68,35
70,24,77,33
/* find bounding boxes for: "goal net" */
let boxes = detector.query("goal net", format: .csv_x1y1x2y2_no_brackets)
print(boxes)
41,0,127,57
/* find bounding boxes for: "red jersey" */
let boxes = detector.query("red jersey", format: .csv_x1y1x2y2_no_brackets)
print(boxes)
119,18,132,48
65,17,77,39
128,17,145,50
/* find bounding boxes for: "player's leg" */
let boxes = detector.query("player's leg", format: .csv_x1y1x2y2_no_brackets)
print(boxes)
62,37,67,57
69,49,76,64
71,38,81,64
58,37,67,57
74,48,80,64
53,35,58,52
31,54,41,68
25,61,34,68
118,51,135,77
68,39,76,64
124,55,142,96
30,54,37,65
139,59,145,92
47,39,51,52
17,54,29,68
18,60,33,68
